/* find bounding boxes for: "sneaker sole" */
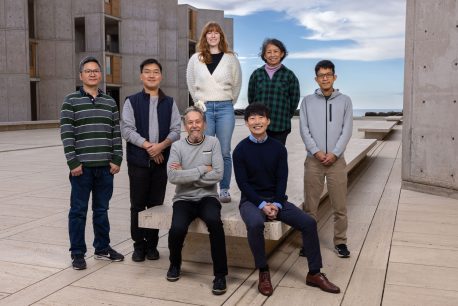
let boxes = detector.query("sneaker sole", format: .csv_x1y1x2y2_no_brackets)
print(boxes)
72,265,86,270
166,276,180,282
334,249,350,258
212,288,227,295
94,255,124,262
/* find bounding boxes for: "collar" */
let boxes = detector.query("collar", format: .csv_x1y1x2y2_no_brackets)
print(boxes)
186,135,205,146
142,88,167,101
249,134,268,143
79,87,103,98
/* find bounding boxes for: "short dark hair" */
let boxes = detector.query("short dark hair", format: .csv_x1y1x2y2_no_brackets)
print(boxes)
79,56,101,72
315,60,335,75
140,58,162,73
244,103,271,121
260,38,288,63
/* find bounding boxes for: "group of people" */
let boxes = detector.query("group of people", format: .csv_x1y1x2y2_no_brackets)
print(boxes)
60,21,353,297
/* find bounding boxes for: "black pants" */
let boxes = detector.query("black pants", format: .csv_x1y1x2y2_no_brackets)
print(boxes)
128,162,167,249
168,197,228,277
267,129,291,146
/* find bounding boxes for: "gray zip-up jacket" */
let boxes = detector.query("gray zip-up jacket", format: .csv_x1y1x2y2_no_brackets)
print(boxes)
299,89,353,158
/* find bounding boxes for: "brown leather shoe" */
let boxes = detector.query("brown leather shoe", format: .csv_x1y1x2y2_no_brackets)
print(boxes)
258,270,274,296
306,273,340,294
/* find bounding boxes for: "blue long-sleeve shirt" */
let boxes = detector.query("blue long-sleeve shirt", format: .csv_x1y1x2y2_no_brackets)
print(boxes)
233,137,288,207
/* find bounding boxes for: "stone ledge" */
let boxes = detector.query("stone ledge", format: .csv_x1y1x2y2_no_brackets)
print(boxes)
0,120,60,132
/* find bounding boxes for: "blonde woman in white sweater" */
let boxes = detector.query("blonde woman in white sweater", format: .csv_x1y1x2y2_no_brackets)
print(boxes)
186,21,242,203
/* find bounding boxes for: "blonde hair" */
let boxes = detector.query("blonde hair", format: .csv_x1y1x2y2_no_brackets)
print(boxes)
197,21,233,64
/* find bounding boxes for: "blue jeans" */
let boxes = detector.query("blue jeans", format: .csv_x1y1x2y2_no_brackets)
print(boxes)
240,200,323,271
204,101,235,190
69,166,113,255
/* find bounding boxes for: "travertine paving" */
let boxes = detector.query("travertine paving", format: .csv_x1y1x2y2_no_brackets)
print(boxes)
0,119,457,305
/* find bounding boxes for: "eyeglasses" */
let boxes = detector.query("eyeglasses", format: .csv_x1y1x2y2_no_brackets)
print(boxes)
316,73,334,79
82,69,101,74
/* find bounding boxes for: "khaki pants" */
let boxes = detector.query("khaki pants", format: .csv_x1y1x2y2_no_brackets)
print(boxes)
304,156,348,245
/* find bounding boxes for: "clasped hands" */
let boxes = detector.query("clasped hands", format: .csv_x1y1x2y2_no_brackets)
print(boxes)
143,141,165,164
262,203,279,221
314,151,337,166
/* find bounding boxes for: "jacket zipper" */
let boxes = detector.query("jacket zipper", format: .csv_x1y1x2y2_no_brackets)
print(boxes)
325,99,328,153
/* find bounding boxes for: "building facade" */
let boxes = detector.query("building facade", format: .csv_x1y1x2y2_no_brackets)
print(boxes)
0,0,233,121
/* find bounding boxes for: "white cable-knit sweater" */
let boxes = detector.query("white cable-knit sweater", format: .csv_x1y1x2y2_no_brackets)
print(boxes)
186,52,242,104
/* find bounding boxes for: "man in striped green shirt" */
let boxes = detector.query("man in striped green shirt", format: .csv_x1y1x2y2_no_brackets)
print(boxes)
60,56,124,270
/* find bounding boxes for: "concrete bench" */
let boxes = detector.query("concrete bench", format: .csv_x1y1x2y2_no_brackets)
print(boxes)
385,115,403,124
139,138,377,267
0,120,60,132
358,121,397,140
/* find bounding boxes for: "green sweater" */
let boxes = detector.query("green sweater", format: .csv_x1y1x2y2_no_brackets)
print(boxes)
60,88,123,170
248,65,300,132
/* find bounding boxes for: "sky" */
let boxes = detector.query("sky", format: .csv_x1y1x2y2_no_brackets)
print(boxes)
178,0,406,111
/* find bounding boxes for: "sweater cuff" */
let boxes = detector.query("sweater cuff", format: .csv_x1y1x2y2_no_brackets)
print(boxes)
111,155,123,166
258,201,267,209
67,158,81,170
197,165,207,176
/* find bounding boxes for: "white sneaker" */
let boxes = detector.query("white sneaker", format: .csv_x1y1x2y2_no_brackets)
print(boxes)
219,189,231,203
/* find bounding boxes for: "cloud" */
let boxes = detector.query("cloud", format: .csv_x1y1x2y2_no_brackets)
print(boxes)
178,0,406,61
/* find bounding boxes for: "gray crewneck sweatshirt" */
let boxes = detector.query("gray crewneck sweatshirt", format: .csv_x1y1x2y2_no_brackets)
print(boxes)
167,135,223,202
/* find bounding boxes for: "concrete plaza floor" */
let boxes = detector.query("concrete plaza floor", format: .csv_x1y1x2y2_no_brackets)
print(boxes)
0,118,457,305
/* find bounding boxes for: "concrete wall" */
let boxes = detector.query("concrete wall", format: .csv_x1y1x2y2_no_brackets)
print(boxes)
0,0,30,121
402,0,458,198
36,0,75,120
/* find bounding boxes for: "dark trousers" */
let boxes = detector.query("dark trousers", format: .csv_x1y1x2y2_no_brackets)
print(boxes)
69,166,113,255
267,129,290,146
168,197,228,277
240,200,323,271
128,162,167,250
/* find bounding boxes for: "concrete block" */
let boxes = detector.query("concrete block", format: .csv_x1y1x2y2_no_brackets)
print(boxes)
7,74,30,121
55,41,74,78
37,40,56,78
0,0,5,28
55,0,72,40
144,20,159,55
35,0,55,39
72,0,102,15
161,60,177,87
5,0,26,28
414,0,456,41
159,0,178,30
163,30,177,60
85,14,103,52
6,30,27,74
0,30,6,72
38,79,57,120
0,75,8,121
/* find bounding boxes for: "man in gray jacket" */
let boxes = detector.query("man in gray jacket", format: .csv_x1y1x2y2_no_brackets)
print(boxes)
166,106,228,296
299,60,353,258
